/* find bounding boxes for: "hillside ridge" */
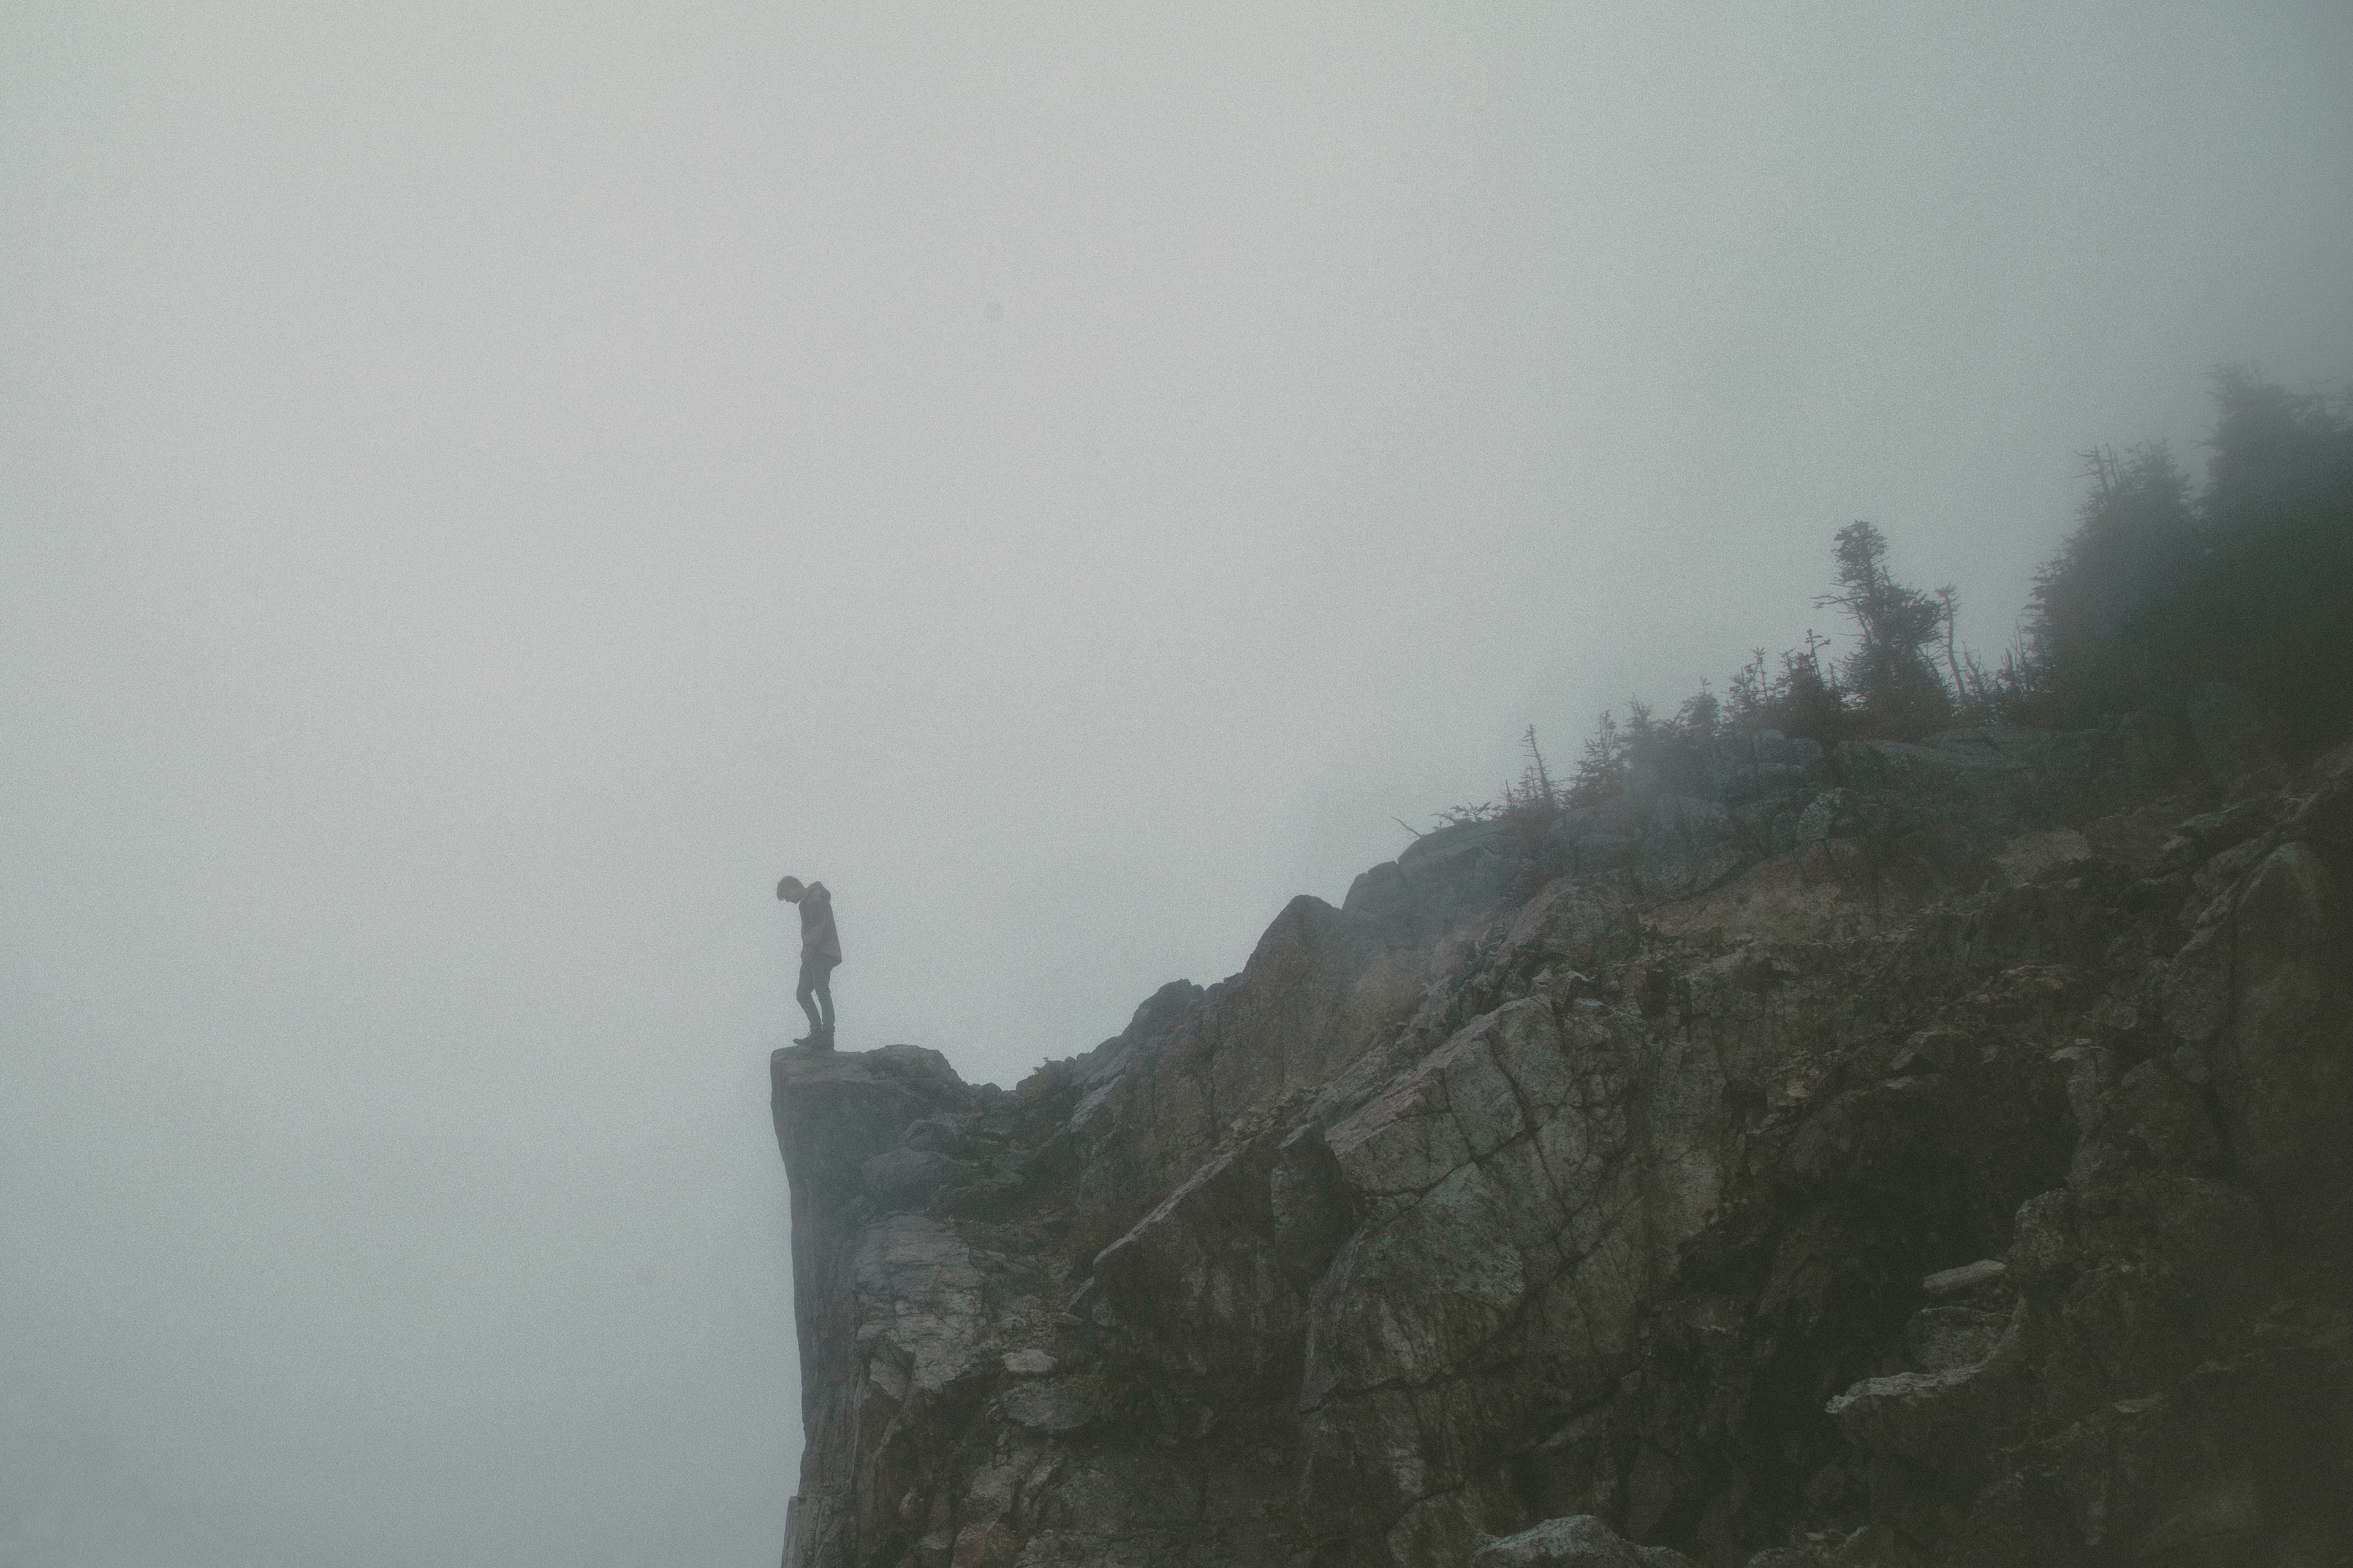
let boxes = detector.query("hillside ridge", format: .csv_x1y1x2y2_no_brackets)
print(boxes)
773,709,2352,1567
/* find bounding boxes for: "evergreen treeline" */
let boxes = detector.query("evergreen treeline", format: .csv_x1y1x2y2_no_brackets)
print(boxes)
1493,372,2352,817
2018,371,2353,748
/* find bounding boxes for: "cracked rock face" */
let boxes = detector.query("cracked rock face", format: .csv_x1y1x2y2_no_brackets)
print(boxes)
774,719,2353,1568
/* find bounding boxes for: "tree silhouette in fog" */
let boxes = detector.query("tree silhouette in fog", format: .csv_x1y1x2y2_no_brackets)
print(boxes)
2020,442,2196,726
2013,372,2353,748
1819,521,1953,738
2178,372,2353,747
1487,369,2353,828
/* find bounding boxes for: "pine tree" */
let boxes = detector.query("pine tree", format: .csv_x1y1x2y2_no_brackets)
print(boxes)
1819,521,1952,737
1571,710,1628,806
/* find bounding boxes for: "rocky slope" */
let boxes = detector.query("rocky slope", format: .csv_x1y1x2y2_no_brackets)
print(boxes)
772,700,2352,1568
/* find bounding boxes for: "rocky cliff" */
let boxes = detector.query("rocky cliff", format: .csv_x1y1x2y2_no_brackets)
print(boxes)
772,711,2353,1568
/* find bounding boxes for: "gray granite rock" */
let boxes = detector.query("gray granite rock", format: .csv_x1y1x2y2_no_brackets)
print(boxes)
1472,1513,1698,1566
772,728,2353,1568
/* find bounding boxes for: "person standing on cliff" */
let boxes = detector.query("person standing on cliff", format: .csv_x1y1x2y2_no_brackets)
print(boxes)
776,875,841,1049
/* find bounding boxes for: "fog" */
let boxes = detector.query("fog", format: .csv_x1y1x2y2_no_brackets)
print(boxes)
4,4,2349,1562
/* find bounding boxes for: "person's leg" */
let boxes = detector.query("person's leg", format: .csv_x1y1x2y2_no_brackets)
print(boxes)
796,960,824,1037
813,963,836,1033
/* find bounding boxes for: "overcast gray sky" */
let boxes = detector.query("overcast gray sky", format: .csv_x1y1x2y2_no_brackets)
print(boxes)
4,4,2349,1563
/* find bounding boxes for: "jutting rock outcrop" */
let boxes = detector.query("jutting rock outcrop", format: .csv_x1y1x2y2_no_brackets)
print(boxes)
773,715,2353,1567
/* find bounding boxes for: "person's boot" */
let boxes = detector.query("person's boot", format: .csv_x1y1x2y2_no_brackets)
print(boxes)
815,1026,836,1051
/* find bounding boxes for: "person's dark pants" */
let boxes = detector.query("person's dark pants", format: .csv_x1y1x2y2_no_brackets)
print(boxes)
797,956,838,1040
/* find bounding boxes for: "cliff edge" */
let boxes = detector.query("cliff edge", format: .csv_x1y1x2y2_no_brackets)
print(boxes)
773,722,2353,1567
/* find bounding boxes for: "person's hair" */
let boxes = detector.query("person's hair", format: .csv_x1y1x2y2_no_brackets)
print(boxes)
778,875,805,898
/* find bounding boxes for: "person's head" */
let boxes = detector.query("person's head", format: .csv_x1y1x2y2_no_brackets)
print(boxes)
776,876,806,903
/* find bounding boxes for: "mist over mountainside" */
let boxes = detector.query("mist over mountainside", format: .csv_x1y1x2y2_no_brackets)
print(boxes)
8,9,2352,1566
769,398,2353,1567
